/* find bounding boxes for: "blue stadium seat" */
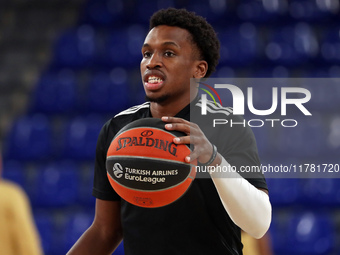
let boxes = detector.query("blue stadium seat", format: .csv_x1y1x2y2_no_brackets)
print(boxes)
302,66,340,78
5,114,53,161
34,212,56,255
131,0,178,25
271,211,335,255
60,115,103,160
299,178,340,207
266,178,300,206
215,66,236,78
327,115,340,157
288,0,339,22
320,26,340,64
284,212,335,254
297,78,340,112
96,25,145,68
79,0,125,27
29,161,79,207
77,164,96,208
274,115,329,158
59,211,125,255
83,70,130,114
30,70,78,115
134,85,148,105
184,0,230,25
60,211,94,254
218,23,260,67
236,0,282,23
52,25,97,69
265,23,318,66
2,160,26,188
251,66,291,78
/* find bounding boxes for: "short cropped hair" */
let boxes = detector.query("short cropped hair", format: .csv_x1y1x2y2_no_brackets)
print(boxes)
149,8,220,77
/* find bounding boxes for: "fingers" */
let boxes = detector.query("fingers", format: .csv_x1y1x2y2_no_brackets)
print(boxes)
165,123,191,135
162,116,211,164
162,116,191,134
163,116,195,145
172,135,191,145
161,116,187,123
162,117,192,163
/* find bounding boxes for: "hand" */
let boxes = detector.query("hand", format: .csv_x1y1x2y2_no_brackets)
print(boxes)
162,116,214,164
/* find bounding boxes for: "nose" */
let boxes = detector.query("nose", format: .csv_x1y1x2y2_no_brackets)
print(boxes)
146,52,162,69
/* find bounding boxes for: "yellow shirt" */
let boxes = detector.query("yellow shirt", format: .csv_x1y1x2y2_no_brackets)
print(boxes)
242,231,260,255
0,180,44,255
242,231,273,255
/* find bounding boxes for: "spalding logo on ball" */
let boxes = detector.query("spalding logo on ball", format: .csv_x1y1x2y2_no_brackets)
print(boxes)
106,118,196,208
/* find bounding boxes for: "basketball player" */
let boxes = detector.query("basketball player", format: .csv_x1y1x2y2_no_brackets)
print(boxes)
67,8,271,255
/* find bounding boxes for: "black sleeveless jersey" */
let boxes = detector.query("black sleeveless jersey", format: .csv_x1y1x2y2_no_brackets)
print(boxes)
93,96,268,255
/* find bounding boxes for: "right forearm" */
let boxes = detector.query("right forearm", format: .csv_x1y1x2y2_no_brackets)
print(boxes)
67,223,123,255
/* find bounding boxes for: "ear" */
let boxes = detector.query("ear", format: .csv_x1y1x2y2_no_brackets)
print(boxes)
193,60,208,78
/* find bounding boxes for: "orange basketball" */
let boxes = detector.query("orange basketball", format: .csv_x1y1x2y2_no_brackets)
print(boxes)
106,118,196,208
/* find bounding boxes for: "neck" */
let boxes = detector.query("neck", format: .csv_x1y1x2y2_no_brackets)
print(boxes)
150,91,197,118
150,97,187,118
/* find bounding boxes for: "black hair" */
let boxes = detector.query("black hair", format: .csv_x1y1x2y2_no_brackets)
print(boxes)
149,8,220,77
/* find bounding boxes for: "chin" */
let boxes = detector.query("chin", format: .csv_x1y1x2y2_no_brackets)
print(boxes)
145,94,170,104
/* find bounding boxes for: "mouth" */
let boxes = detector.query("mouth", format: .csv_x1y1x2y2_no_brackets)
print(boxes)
144,75,165,91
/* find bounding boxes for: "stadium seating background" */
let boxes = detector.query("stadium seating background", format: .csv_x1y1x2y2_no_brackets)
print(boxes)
2,0,340,254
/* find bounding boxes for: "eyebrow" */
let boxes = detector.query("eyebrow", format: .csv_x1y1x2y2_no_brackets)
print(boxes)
142,41,180,49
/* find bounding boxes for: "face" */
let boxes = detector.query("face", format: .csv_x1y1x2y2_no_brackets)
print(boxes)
140,25,206,104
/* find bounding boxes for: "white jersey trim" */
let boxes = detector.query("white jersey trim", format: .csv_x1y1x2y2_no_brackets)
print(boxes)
114,102,150,118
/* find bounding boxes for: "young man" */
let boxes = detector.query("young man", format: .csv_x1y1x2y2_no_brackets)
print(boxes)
67,8,271,255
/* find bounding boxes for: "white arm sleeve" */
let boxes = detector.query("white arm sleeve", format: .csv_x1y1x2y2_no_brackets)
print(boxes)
209,156,272,239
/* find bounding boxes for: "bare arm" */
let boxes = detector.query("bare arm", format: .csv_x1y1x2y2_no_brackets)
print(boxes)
67,199,123,255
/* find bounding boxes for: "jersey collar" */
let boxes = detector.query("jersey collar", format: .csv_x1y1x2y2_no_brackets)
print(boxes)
146,94,200,120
